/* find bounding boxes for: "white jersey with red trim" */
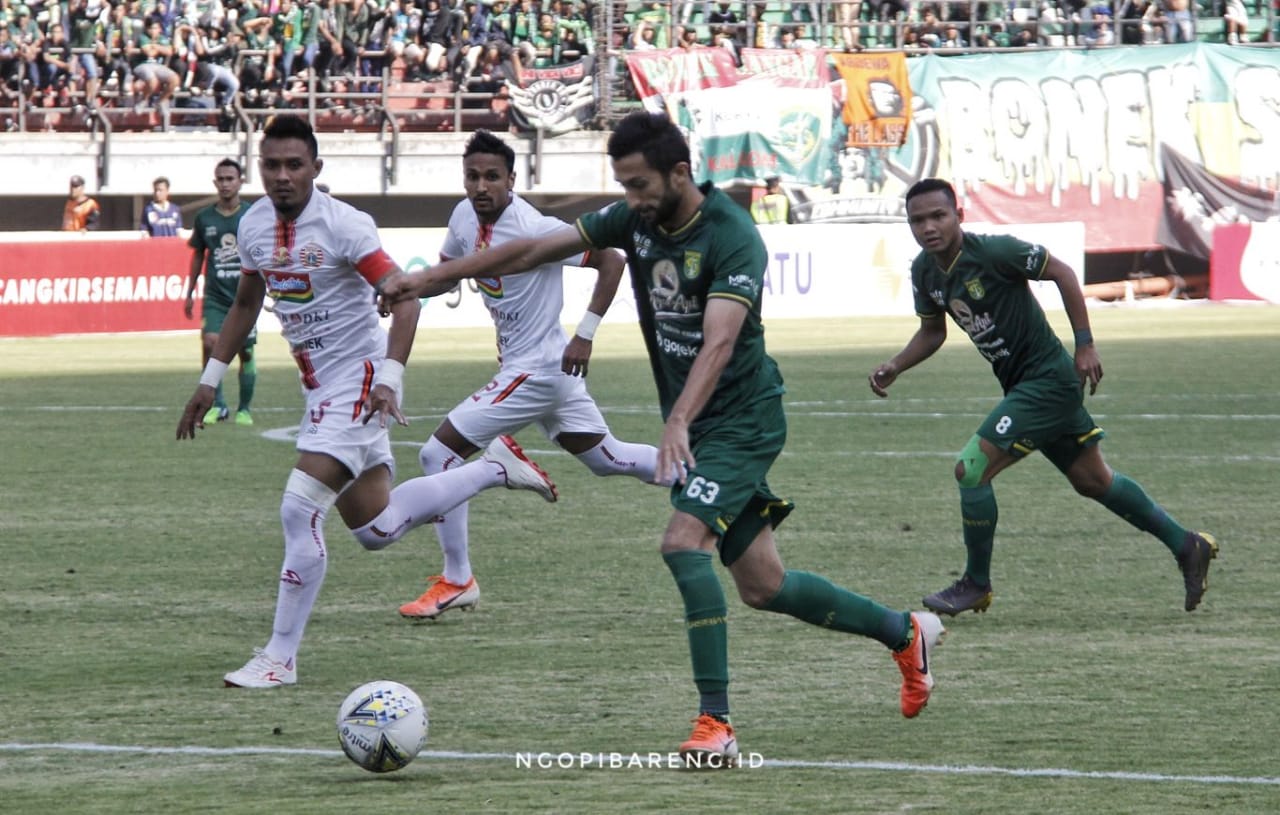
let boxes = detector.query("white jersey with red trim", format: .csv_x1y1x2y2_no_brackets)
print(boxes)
440,194,588,373
238,191,397,389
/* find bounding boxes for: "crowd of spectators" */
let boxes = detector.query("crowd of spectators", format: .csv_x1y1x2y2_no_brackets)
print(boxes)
2,1,1275,130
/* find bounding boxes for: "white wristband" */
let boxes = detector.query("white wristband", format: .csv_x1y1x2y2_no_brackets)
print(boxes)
374,359,405,393
575,311,602,341
199,358,229,388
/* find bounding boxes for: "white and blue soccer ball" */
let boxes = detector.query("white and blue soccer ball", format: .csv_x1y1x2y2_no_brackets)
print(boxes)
336,680,429,773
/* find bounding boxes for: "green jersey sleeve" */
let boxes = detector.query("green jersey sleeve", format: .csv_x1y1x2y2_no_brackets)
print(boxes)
984,234,1050,283
576,201,632,253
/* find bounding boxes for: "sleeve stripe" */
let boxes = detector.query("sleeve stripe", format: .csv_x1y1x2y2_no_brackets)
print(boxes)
574,220,595,247
708,291,754,307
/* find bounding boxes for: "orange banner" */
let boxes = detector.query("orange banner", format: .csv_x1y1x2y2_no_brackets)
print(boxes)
831,52,912,148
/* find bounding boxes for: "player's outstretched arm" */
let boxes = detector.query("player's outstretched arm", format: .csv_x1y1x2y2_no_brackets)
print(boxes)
869,313,947,397
177,274,266,439
382,225,588,304
562,248,626,377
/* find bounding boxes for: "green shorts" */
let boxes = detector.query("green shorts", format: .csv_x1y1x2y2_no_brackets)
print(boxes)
671,394,795,567
203,303,257,346
977,376,1105,473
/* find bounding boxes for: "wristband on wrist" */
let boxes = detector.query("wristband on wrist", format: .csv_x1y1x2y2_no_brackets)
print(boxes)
575,310,602,341
374,359,405,392
199,358,229,388
1073,328,1094,348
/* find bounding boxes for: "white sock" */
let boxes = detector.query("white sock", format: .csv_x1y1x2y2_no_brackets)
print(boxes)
576,434,667,485
419,435,474,585
352,458,501,552
265,489,331,664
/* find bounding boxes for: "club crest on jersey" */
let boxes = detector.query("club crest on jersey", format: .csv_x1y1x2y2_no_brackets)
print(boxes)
477,277,503,298
264,269,315,302
683,251,702,280
273,245,291,267
299,242,325,268
964,277,986,300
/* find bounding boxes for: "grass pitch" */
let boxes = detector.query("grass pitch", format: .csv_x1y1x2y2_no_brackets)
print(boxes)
1,304,1278,814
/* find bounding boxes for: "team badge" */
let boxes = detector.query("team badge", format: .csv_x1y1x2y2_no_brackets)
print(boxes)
683,251,702,280
964,277,986,300
299,242,325,268
273,245,291,267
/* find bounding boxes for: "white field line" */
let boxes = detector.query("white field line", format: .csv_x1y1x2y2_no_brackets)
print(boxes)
1,742,1277,786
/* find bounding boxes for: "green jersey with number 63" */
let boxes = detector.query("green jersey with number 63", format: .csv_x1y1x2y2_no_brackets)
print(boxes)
911,231,1076,393
576,183,784,428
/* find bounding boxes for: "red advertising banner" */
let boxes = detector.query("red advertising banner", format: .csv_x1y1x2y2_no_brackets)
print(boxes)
0,235,194,337
625,48,739,108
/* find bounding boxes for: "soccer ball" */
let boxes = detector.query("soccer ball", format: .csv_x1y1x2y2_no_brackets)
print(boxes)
336,680,429,773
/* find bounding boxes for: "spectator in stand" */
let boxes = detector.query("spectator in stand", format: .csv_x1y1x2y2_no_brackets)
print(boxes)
708,1,743,48
99,3,135,106
417,0,458,80
191,21,239,114
240,15,278,103
35,20,72,106
62,174,101,231
344,0,377,92
295,0,320,79
509,0,538,45
557,24,583,60
0,27,20,103
362,1,397,92
712,23,740,61
677,24,701,50
628,17,659,49
876,0,908,46
463,38,514,97
530,13,559,66
1082,3,1115,45
1223,0,1249,44
835,0,863,50
632,2,670,48
315,0,350,89
1161,0,1194,42
130,16,179,122
141,175,183,236
558,0,593,54
66,0,102,109
942,20,966,45
10,5,42,97
1117,0,1152,44
916,5,945,47
271,0,304,82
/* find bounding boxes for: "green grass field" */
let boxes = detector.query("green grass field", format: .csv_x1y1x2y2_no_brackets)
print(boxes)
2,304,1278,814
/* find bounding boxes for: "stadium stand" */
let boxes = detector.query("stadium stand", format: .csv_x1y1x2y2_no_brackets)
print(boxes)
0,1,1276,134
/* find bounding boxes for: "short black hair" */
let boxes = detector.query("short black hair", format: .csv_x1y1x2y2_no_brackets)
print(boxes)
464,129,515,174
905,177,958,210
215,157,244,176
262,114,319,160
606,111,691,176
153,176,170,188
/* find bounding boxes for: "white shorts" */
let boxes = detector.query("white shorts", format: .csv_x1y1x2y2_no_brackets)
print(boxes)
295,357,396,480
447,368,609,448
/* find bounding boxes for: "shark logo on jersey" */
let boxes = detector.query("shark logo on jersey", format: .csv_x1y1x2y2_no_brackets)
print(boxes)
683,251,702,280
264,270,315,303
964,277,986,300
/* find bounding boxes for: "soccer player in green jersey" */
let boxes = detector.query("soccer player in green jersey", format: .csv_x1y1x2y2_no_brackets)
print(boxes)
870,178,1218,616
381,111,946,765
185,158,257,426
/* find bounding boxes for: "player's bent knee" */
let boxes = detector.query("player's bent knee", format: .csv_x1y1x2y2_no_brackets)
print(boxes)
955,435,990,489
284,468,338,512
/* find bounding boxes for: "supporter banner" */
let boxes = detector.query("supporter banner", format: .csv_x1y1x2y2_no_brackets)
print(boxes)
739,48,830,88
507,56,596,136
830,52,912,148
1156,145,1279,260
625,49,739,113
1210,223,1280,303
0,236,193,337
747,44,1280,253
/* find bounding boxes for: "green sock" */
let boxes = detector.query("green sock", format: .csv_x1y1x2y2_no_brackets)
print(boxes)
237,352,257,413
1100,472,1187,555
761,570,910,649
662,550,729,717
960,484,998,586
213,382,227,410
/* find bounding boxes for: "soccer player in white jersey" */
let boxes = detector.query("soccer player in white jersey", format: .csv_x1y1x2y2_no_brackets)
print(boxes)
176,116,558,688
397,130,668,620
